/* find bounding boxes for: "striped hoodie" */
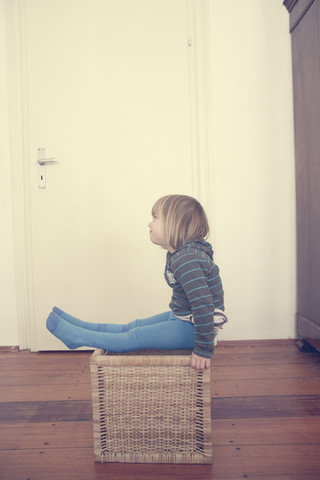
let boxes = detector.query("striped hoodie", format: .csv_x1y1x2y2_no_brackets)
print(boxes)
165,239,224,359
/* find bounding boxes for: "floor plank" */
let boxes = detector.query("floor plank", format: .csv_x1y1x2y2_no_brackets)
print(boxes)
212,376,320,397
211,350,320,366
0,369,90,386
0,422,93,450
212,362,320,380
212,395,320,419
0,400,92,423
211,417,320,445
3,394,320,425
0,383,92,402
0,351,92,371
3,375,320,403
2,416,320,451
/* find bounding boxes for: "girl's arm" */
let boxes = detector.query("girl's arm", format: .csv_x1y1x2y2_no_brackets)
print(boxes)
171,254,216,362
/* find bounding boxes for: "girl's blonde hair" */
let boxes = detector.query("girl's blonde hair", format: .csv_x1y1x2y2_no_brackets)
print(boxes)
152,194,209,251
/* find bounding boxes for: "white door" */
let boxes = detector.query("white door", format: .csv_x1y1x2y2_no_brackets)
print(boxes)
8,0,213,350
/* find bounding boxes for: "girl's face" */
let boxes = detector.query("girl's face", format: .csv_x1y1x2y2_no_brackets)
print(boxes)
148,212,168,250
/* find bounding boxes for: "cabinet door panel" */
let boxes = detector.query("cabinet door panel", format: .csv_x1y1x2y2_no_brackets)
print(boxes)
291,0,320,325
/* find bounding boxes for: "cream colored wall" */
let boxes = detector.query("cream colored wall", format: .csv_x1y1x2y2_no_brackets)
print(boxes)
0,0,19,345
209,1,296,340
1,0,295,346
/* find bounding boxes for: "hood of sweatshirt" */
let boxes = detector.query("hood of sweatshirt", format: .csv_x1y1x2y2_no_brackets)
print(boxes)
169,239,214,261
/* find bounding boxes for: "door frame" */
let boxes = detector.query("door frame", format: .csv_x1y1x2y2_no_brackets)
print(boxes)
5,0,35,350
5,0,215,350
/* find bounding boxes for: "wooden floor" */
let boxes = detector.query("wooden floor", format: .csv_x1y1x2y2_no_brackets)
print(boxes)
1,340,320,480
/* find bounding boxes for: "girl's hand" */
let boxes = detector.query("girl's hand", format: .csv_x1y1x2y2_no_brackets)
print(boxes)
191,352,211,370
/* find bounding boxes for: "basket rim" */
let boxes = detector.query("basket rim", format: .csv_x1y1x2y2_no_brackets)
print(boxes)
90,349,206,368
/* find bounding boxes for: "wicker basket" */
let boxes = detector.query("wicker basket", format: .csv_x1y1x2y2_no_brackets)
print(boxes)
90,349,212,464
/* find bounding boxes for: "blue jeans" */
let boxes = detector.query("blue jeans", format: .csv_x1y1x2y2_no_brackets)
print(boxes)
48,308,195,352
103,311,195,352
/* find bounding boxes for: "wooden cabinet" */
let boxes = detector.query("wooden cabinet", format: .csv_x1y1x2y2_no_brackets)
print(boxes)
284,0,320,351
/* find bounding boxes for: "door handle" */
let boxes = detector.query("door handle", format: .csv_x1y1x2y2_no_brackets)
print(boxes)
37,148,57,165
37,148,57,189
37,158,56,166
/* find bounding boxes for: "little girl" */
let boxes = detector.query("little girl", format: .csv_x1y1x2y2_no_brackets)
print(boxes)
46,194,227,370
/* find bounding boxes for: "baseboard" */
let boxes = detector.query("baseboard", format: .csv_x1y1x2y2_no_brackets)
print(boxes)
217,339,296,347
0,345,19,352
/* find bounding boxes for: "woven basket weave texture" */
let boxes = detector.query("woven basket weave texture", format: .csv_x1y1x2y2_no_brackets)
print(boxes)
90,349,212,464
